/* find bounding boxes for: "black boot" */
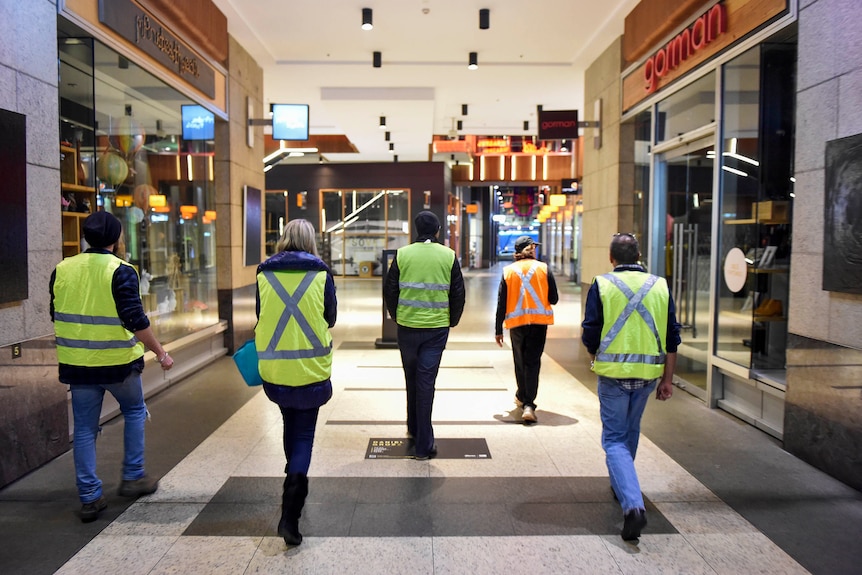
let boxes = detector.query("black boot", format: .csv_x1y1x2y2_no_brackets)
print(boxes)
278,473,308,546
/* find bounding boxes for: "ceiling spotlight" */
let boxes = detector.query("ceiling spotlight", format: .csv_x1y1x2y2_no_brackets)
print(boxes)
373,51,381,68
479,9,490,30
362,8,373,30
462,104,468,116
524,121,529,131
393,154,399,163
385,131,391,141
379,116,386,129
457,120,463,131
389,143,395,153
468,52,478,70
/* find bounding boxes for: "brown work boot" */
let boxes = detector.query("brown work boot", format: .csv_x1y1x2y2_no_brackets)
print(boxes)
118,475,159,498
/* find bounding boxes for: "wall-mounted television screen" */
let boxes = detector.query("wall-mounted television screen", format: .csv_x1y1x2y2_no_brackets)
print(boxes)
181,104,215,141
272,104,309,141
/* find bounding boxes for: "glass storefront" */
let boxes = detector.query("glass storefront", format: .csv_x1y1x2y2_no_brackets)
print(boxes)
320,189,410,276
621,28,795,408
59,38,220,343
715,43,795,374
655,137,715,395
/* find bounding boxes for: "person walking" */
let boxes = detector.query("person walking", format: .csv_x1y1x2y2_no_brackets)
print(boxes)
255,219,336,546
384,211,465,460
50,211,173,523
581,233,680,541
495,236,558,423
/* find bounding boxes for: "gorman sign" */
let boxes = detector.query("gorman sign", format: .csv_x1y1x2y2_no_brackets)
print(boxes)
622,0,788,113
644,3,726,94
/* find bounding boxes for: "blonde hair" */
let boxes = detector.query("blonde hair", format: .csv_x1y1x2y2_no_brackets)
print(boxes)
276,219,319,256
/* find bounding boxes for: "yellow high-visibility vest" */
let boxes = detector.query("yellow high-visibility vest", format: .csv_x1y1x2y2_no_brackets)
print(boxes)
256,269,332,386
53,253,145,367
395,242,454,329
592,271,669,379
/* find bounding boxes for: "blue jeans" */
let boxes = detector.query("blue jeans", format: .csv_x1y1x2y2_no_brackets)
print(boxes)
397,325,449,457
278,406,321,475
597,376,657,513
70,371,148,503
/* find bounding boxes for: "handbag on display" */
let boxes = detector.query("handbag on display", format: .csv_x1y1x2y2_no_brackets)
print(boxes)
233,338,263,387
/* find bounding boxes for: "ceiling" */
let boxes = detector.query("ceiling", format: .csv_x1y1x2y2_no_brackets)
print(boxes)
211,0,639,164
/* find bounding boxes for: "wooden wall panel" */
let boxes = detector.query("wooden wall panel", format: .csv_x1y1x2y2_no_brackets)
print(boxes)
624,0,704,65
142,0,228,64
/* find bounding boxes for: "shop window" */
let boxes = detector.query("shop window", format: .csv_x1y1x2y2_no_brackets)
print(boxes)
320,189,410,276
59,39,219,344
715,43,795,373
622,110,652,268
655,72,716,144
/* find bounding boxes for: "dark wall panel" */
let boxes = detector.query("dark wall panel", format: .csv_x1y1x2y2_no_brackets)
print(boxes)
0,109,28,304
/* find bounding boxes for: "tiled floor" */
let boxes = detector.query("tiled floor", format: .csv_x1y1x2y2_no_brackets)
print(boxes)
3,267,861,574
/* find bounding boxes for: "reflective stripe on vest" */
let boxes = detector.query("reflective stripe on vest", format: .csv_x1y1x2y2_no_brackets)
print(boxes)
258,270,332,360
504,260,553,327
53,253,144,366
596,273,665,365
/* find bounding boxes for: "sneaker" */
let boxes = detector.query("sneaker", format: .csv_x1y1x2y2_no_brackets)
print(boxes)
80,496,107,523
522,406,537,423
118,475,159,498
621,508,647,541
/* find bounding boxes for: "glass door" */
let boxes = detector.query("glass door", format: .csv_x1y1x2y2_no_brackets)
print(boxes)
653,136,714,398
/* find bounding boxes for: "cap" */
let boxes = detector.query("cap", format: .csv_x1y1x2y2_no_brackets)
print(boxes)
414,210,440,236
82,211,122,248
514,236,539,253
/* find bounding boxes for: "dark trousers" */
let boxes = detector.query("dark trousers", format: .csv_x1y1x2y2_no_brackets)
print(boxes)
397,325,449,457
277,406,321,474
509,324,548,409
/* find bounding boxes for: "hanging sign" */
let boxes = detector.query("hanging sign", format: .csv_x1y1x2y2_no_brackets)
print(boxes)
538,110,579,140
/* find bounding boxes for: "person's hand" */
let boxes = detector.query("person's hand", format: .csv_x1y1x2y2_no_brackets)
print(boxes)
495,335,504,347
656,378,673,401
156,352,174,371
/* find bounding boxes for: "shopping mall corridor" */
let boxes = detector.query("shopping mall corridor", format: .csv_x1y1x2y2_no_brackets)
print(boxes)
0,265,860,574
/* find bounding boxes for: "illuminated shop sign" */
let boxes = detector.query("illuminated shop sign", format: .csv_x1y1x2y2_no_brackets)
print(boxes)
538,110,579,140
644,3,726,94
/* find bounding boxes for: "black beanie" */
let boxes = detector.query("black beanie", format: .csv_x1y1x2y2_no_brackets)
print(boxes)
83,211,122,248
414,210,440,237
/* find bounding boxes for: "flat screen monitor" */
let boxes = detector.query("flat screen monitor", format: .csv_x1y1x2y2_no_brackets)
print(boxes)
272,104,309,141
181,104,215,141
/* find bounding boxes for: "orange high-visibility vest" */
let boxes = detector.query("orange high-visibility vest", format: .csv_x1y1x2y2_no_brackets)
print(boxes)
502,259,554,329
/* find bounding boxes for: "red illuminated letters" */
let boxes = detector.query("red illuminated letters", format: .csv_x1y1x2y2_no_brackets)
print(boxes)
644,3,726,94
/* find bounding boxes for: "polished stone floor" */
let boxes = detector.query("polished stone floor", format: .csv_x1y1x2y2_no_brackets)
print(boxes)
2,267,860,575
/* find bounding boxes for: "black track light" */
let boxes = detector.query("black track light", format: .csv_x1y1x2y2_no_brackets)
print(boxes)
462,104,468,116
373,51,381,67
362,8,373,30
385,131,391,141
468,52,478,70
393,154,399,163
479,9,490,30
457,120,463,131
379,116,386,129
389,142,394,153
524,121,529,131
